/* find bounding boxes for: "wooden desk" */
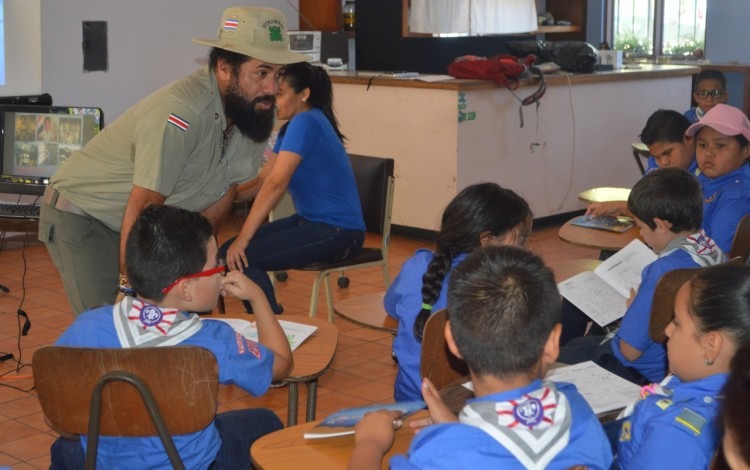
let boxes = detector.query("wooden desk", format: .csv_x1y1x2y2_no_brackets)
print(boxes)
333,292,398,334
0,216,39,234
204,312,338,426
558,218,639,252
251,410,425,470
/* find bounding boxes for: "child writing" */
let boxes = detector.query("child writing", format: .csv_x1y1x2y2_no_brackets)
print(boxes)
615,263,750,469
587,109,697,219
560,168,725,384
50,205,293,469
720,341,750,470
685,69,729,123
685,103,750,253
352,246,613,469
385,182,532,401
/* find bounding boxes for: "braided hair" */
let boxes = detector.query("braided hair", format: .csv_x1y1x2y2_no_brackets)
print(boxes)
412,183,532,340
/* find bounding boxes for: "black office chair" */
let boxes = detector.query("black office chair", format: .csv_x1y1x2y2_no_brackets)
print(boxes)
301,154,395,321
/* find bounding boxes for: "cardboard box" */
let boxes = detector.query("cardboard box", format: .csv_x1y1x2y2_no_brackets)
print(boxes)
598,50,623,69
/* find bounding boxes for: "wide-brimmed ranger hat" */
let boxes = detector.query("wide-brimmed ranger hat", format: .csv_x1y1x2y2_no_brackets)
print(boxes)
685,103,750,141
193,6,310,65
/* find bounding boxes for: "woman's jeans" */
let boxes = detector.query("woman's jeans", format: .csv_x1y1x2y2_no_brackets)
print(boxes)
220,214,365,312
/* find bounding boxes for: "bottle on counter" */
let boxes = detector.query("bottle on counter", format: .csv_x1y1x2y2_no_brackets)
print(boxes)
343,1,355,31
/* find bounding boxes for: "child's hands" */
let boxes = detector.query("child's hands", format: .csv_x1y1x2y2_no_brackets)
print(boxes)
585,201,626,218
626,287,637,308
354,410,402,452
220,271,263,302
409,378,458,433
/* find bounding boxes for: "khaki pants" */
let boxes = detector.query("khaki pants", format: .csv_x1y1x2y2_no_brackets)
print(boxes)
38,203,119,316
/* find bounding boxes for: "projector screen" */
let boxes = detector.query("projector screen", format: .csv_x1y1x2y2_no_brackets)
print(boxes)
0,0,42,97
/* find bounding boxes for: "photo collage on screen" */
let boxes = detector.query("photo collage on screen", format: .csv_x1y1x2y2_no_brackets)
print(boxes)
13,113,84,173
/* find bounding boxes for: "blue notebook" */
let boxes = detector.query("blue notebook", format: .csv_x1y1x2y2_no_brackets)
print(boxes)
303,400,426,439
570,215,634,233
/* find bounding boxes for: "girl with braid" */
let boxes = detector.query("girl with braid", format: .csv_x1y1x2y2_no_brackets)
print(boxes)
385,182,532,401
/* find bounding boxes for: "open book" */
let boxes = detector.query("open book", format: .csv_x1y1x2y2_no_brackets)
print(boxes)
546,361,642,414
570,215,634,233
304,401,426,439
205,318,317,352
557,239,657,326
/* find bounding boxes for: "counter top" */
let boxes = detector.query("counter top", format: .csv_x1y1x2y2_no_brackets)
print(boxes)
329,64,700,91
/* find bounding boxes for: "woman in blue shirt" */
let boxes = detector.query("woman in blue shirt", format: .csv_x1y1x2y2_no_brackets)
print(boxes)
223,62,364,312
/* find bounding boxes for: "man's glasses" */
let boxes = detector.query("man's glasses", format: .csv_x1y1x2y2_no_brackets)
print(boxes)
696,89,725,99
161,258,228,294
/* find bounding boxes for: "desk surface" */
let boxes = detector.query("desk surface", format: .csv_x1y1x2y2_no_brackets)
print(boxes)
558,218,640,251
204,313,338,381
334,293,398,334
577,187,631,203
548,258,603,283
251,410,425,470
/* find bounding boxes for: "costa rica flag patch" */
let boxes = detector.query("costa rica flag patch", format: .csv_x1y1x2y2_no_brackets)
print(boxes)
224,19,239,30
167,113,190,132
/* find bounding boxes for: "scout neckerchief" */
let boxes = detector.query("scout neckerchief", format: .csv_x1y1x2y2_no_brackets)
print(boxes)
459,380,571,469
113,296,202,348
659,229,725,267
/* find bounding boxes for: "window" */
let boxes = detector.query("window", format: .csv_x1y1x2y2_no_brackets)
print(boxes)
609,0,706,58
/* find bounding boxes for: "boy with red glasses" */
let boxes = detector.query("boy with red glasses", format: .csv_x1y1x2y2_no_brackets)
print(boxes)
50,205,293,469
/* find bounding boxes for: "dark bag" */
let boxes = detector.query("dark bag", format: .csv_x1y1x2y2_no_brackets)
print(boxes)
506,40,598,73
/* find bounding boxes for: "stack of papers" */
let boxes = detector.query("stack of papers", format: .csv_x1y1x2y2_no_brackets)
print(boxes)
206,318,317,351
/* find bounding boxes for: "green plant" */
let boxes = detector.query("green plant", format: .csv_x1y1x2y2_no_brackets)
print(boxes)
614,30,652,55
663,36,705,56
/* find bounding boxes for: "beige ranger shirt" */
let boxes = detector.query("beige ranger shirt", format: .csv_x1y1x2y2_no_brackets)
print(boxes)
50,67,265,231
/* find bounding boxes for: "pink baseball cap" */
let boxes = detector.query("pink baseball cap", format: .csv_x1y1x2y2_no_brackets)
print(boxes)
685,103,750,141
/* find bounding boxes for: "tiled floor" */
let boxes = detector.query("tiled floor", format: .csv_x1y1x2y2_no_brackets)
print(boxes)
0,217,596,468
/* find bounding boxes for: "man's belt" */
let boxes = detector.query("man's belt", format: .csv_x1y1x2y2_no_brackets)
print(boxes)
42,187,87,217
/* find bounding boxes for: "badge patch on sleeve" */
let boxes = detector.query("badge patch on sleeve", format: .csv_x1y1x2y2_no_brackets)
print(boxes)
167,113,190,132
619,420,632,442
234,332,261,358
224,19,239,30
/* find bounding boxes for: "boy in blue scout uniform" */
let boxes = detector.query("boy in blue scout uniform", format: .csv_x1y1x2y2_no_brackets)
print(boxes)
615,263,750,469
560,168,725,385
586,109,697,220
49,205,293,469
685,103,750,253
351,246,613,469
684,69,728,124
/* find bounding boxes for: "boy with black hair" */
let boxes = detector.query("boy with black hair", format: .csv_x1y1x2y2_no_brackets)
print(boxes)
561,168,725,384
586,109,697,218
685,68,728,123
50,205,293,469
350,246,613,469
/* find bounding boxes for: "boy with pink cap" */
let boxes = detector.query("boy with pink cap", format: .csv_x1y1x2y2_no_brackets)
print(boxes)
685,103,750,252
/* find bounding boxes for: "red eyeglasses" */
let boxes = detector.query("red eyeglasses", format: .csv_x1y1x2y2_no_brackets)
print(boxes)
161,259,228,294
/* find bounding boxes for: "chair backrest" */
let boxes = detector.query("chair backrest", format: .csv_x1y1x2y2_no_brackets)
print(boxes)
349,154,395,235
420,310,469,390
33,346,219,437
649,258,746,342
730,213,750,263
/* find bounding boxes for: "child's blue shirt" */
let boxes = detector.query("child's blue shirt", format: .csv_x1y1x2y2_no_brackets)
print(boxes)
384,249,467,401
698,163,750,253
617,374,726,469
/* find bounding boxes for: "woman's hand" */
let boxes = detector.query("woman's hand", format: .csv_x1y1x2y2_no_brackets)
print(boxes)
225,237,250,271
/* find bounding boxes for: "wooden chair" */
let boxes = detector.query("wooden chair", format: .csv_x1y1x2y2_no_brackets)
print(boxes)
649,258,746,342
420,310,468,390
301,154,395,321
33,346,219,470
730,213,750,263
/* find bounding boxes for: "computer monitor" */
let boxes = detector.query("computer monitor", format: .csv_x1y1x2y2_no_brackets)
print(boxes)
0,105,104,196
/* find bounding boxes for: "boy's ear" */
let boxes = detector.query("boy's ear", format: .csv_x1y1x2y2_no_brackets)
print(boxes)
653,217,673,234
444,321,463,359
541,323,562,367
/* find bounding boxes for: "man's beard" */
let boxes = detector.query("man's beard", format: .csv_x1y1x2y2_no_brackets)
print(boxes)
224,80,275,143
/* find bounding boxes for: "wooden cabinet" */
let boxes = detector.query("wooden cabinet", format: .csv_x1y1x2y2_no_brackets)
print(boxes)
540,0,587,41
299,0,342,31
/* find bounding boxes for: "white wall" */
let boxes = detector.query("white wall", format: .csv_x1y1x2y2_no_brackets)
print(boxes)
40,0,299,121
